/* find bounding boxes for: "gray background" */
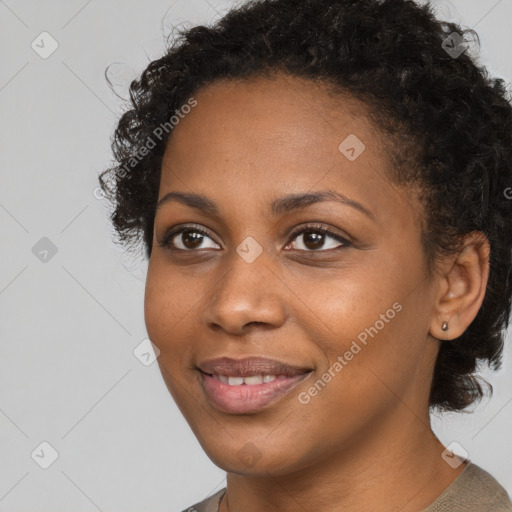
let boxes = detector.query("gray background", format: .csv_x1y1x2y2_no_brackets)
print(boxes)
0,0,511,510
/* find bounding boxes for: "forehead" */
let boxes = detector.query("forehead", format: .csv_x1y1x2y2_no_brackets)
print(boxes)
168,74,374,146
159,73,418,228
163,74,382,175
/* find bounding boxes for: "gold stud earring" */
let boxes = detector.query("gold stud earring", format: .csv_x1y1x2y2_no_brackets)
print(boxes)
441,321,449,331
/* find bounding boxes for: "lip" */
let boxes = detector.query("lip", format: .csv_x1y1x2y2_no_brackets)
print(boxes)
198,356,312,377
199,371,312,414
197,356,313,414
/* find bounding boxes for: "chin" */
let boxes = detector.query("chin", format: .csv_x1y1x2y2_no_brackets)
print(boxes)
198,435,314,477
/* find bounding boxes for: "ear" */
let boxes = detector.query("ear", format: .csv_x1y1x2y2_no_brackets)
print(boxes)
429,231,490,340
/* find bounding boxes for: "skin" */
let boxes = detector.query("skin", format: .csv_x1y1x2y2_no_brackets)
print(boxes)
144,72,490,512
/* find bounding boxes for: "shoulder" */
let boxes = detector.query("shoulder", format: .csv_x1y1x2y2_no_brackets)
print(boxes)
423,462,512,512
179,488,226,512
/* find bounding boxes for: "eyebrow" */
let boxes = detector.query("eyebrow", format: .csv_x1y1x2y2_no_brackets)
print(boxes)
156,189,375,221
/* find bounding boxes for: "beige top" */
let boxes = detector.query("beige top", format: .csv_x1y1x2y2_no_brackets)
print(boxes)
181,462,512,512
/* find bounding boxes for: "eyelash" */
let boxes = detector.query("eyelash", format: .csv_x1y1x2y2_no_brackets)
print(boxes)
157,223,352,253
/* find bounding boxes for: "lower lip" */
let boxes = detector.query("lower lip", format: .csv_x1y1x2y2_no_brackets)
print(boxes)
199,371,311,414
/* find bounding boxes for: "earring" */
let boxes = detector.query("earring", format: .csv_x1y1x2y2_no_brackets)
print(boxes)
441,321,449,331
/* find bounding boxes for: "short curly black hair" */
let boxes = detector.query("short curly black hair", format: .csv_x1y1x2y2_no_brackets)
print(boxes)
98,0,512,413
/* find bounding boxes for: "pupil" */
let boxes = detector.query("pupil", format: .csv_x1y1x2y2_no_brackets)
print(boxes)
304,231,324,249
183,231,203,249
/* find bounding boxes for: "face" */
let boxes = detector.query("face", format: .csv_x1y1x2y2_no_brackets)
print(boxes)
144,73,441,476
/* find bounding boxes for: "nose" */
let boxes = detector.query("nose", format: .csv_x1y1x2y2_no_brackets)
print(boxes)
203,248,287,335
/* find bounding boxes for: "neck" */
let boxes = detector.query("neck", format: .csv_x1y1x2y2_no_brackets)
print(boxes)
219,410,466,512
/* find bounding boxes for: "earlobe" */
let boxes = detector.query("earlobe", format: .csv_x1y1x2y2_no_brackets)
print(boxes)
429,232,490,341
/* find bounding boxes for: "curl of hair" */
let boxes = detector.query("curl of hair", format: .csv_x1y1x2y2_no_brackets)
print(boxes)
99,0,512,412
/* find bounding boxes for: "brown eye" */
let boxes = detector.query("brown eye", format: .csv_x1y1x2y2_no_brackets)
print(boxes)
158,223,352,253
285,225,352,252
158,225,220,251
177,230,208,249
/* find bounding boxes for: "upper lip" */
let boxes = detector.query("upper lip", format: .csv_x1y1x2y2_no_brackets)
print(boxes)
198,356,313,377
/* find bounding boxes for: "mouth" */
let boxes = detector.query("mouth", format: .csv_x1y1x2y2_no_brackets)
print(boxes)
197,356,313,414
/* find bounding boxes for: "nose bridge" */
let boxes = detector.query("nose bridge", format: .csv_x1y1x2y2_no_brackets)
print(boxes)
205,238,286,332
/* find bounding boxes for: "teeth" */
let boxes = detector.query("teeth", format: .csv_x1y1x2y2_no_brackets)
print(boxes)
227,376,244,386
215,374,278,385
244,375,263,385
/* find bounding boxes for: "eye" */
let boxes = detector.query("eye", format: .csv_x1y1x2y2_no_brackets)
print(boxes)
158,224,220,251
285,223,352,252
157,223,352,252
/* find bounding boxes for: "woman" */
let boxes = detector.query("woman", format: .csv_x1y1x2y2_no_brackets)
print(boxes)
99,0,512,510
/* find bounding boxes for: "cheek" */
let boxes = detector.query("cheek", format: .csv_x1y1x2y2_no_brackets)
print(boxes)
300,265,427,406
144,260,187,350
301,264,404,352
305,299,431,440
144,273,165,346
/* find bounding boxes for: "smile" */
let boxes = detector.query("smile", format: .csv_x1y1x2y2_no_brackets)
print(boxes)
198,369,312,414
211,374,279,385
